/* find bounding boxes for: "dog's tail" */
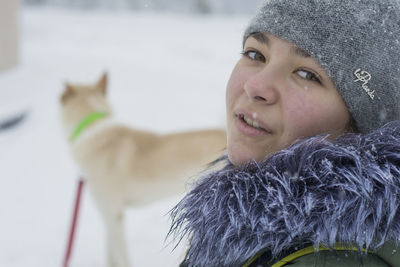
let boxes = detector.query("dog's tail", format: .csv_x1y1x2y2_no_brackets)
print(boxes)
0,110,28,132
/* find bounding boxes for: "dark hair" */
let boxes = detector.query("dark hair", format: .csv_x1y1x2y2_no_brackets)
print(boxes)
347,116,359,133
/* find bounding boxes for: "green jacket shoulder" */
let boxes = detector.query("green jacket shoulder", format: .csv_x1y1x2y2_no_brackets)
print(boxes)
246,242,400,267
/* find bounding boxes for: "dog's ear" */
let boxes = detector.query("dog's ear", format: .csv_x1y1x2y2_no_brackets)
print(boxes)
61,83,75,103
97,73,107,95
66,83,73,92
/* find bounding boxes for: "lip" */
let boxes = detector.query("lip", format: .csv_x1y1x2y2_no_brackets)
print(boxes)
234,108,273,137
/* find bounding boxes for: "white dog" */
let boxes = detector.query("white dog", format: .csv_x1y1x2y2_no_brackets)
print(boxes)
60,74,226,267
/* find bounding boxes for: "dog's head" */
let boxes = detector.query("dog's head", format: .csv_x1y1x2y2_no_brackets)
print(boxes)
60,73,112,137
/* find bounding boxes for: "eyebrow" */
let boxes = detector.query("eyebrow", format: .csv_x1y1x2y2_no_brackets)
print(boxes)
293,46,311,58
248,32,311,58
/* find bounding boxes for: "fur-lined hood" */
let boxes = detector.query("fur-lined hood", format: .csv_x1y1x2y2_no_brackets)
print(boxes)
169,122,400,267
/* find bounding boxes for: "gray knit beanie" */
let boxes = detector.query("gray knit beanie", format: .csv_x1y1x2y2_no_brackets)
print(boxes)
244,0,400,133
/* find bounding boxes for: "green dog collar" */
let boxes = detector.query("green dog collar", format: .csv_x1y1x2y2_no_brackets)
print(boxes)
71,112,107,140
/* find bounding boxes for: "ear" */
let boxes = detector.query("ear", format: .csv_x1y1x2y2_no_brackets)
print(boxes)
65,83,73,91
61,83,75,103
97,72,108,95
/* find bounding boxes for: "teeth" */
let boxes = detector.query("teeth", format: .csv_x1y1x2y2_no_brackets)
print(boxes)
242,115,263,130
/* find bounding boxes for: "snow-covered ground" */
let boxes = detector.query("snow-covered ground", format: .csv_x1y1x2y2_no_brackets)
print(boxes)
0,7,248,267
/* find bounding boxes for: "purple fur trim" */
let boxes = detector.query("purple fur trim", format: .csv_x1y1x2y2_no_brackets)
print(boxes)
169,122,400,266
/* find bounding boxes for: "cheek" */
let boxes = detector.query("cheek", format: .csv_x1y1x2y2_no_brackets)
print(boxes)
226,65,248,109
284,91,313,135
283,89,348,138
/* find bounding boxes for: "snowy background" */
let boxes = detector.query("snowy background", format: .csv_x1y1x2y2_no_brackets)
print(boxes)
23,0,262,14
0,5,250,267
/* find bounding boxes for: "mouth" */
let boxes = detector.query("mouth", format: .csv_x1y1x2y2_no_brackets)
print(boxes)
234,111,272,137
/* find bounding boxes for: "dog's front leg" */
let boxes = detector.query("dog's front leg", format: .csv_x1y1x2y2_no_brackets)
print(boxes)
105,208,130,267
91,185,131,267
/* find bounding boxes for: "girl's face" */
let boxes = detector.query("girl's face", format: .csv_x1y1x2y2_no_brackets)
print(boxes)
226,33,351,165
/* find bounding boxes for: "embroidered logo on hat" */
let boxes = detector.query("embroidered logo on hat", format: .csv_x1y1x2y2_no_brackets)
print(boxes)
354,68,375,100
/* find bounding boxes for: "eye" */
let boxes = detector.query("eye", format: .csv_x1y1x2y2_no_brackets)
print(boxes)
296,69,322,84
241,49,266,63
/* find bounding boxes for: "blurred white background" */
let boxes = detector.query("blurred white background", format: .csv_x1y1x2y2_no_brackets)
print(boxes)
23,0,261,14
0,0,259,266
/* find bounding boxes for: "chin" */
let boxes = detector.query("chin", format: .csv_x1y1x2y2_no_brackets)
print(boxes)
227,143,257,166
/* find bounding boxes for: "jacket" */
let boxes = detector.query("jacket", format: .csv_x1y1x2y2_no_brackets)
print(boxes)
169,122,400,266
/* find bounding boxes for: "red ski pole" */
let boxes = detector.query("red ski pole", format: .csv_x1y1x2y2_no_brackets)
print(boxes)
63,178,85,267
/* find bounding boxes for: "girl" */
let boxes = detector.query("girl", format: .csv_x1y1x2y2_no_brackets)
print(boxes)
170,0,400,266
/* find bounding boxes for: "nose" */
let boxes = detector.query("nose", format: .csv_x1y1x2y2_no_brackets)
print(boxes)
244,67,280,105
